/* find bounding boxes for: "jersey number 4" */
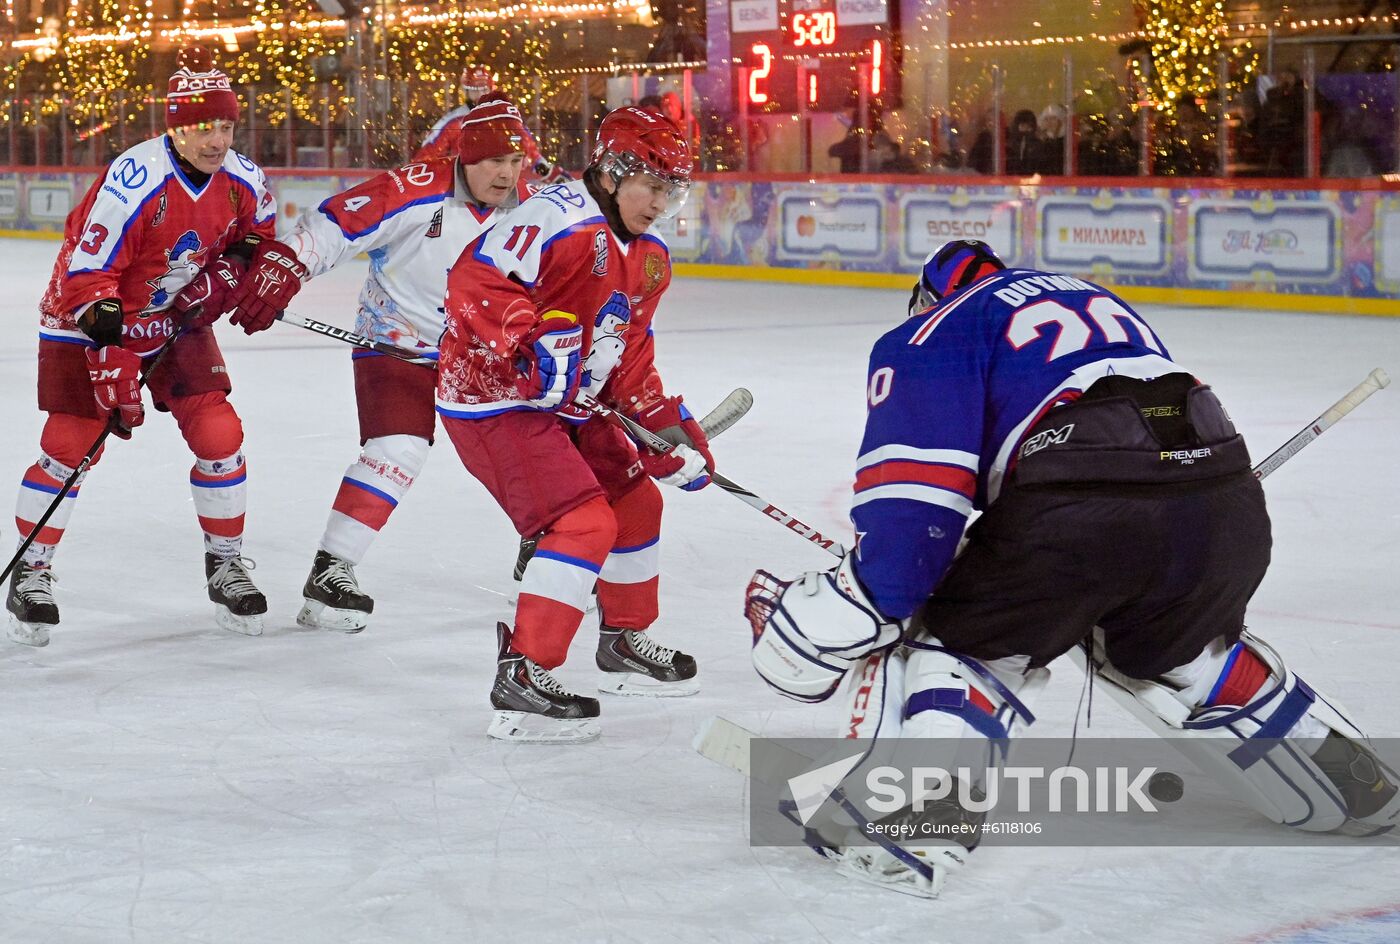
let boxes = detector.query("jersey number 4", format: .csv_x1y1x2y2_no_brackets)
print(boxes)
1006,295,1163,361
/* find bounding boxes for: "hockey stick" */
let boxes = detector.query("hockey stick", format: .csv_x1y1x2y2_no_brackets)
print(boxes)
277,311,756,440
1252,368,1390,481
277,311,438,366
695,387,753,441
576,392,847,558
2,330,186,586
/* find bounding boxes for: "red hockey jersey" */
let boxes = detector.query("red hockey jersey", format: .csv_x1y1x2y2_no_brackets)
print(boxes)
437,179,671,419
39,134,276,356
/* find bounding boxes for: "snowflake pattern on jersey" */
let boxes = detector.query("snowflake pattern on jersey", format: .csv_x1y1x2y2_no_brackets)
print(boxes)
436,294,537,404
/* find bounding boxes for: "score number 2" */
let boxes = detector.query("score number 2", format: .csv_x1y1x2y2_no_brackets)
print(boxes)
748,43,773,105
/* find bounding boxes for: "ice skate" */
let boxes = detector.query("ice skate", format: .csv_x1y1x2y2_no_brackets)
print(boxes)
6,562,57,647
297,550,373,633
596,625,698,697
1310,731,1400,834
206,553,266,637
488,622,600,742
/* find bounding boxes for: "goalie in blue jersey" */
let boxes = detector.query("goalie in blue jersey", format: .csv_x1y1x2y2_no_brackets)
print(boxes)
744,239,1400,897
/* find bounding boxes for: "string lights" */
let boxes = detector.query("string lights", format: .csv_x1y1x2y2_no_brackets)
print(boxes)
56,0,154,131
1130,0,1256,112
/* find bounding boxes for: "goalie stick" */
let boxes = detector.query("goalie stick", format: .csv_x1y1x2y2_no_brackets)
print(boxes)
1252,368,1389,481
277,311,755,439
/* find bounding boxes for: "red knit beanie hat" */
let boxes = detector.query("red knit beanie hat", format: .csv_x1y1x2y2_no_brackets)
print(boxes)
457,95,526,165
166,46,239,130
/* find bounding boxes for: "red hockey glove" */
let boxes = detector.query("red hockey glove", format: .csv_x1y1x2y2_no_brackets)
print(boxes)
637,442,710,490
227,239,307,335
172,255,247,329
517,315,584,410
85,345,144,439
635,397,713,491
534,158,572,184
636,395,714,490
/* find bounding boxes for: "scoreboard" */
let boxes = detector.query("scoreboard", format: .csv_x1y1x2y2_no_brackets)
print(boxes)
729,0,900,113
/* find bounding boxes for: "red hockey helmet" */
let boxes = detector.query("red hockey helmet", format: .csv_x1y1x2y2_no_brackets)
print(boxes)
590,106,693,218
461,66,494,103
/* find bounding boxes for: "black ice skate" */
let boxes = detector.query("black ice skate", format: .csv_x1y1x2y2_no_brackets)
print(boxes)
596,624,699,697
1311,731,1400,834
206,553,266,637
510,534,596,612
297,550,373,633
6,562,58,647
488,621,600,742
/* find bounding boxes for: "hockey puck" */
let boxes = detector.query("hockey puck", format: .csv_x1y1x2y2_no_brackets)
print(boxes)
1147,771,1184,803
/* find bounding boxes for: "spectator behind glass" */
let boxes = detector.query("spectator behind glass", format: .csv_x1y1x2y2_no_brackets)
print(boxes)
1006,109,1040,175
873,132,920,173
1038,104,1067,175
829,109,880,173
1258,67,1305,178
660,91,702,157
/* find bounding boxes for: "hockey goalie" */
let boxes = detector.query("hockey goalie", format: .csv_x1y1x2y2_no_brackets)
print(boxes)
744,240,1400,897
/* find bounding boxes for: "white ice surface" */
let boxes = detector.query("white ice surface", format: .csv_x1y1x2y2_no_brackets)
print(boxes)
2,236,1399,943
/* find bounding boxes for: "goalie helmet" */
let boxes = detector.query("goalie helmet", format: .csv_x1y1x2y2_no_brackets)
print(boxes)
908,239,1007,316
590,106,693,219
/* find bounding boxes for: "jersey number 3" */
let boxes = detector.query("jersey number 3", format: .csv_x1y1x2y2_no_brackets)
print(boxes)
1006,295,1162,361
78,223,108,256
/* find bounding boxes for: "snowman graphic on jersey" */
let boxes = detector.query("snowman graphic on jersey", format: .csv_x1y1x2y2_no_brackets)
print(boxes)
580,290,632,395
146,230,204,309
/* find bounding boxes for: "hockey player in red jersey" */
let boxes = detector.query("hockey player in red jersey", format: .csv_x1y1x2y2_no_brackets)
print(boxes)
413,67,570,186
439,105,709,742
279,96,530,632
5,47,306,646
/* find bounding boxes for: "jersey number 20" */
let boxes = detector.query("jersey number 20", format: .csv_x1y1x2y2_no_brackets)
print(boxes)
1006,295,1162,361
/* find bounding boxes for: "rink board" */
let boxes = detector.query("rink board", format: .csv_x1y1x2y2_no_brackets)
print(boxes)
3,166,1398,316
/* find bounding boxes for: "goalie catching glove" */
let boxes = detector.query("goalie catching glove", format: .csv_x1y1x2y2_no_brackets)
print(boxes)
747,554,902,702
635,395,714,491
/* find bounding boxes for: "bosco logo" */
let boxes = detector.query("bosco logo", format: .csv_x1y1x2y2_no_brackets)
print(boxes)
796,215,817,237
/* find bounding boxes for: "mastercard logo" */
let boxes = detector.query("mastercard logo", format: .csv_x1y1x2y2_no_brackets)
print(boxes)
796,215,816,237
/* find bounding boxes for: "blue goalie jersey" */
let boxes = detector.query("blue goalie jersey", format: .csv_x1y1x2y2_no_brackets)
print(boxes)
851,268,1188,620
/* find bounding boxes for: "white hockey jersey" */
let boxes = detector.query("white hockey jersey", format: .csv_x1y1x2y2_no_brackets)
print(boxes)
284,157,525,356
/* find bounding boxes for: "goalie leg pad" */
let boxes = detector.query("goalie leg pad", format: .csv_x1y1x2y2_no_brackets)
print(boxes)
747,555,901,703
808,644,1048,898
1086,631,1400,834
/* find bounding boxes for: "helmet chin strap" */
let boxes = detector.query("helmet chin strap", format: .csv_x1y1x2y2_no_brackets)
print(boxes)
585,168,637,243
